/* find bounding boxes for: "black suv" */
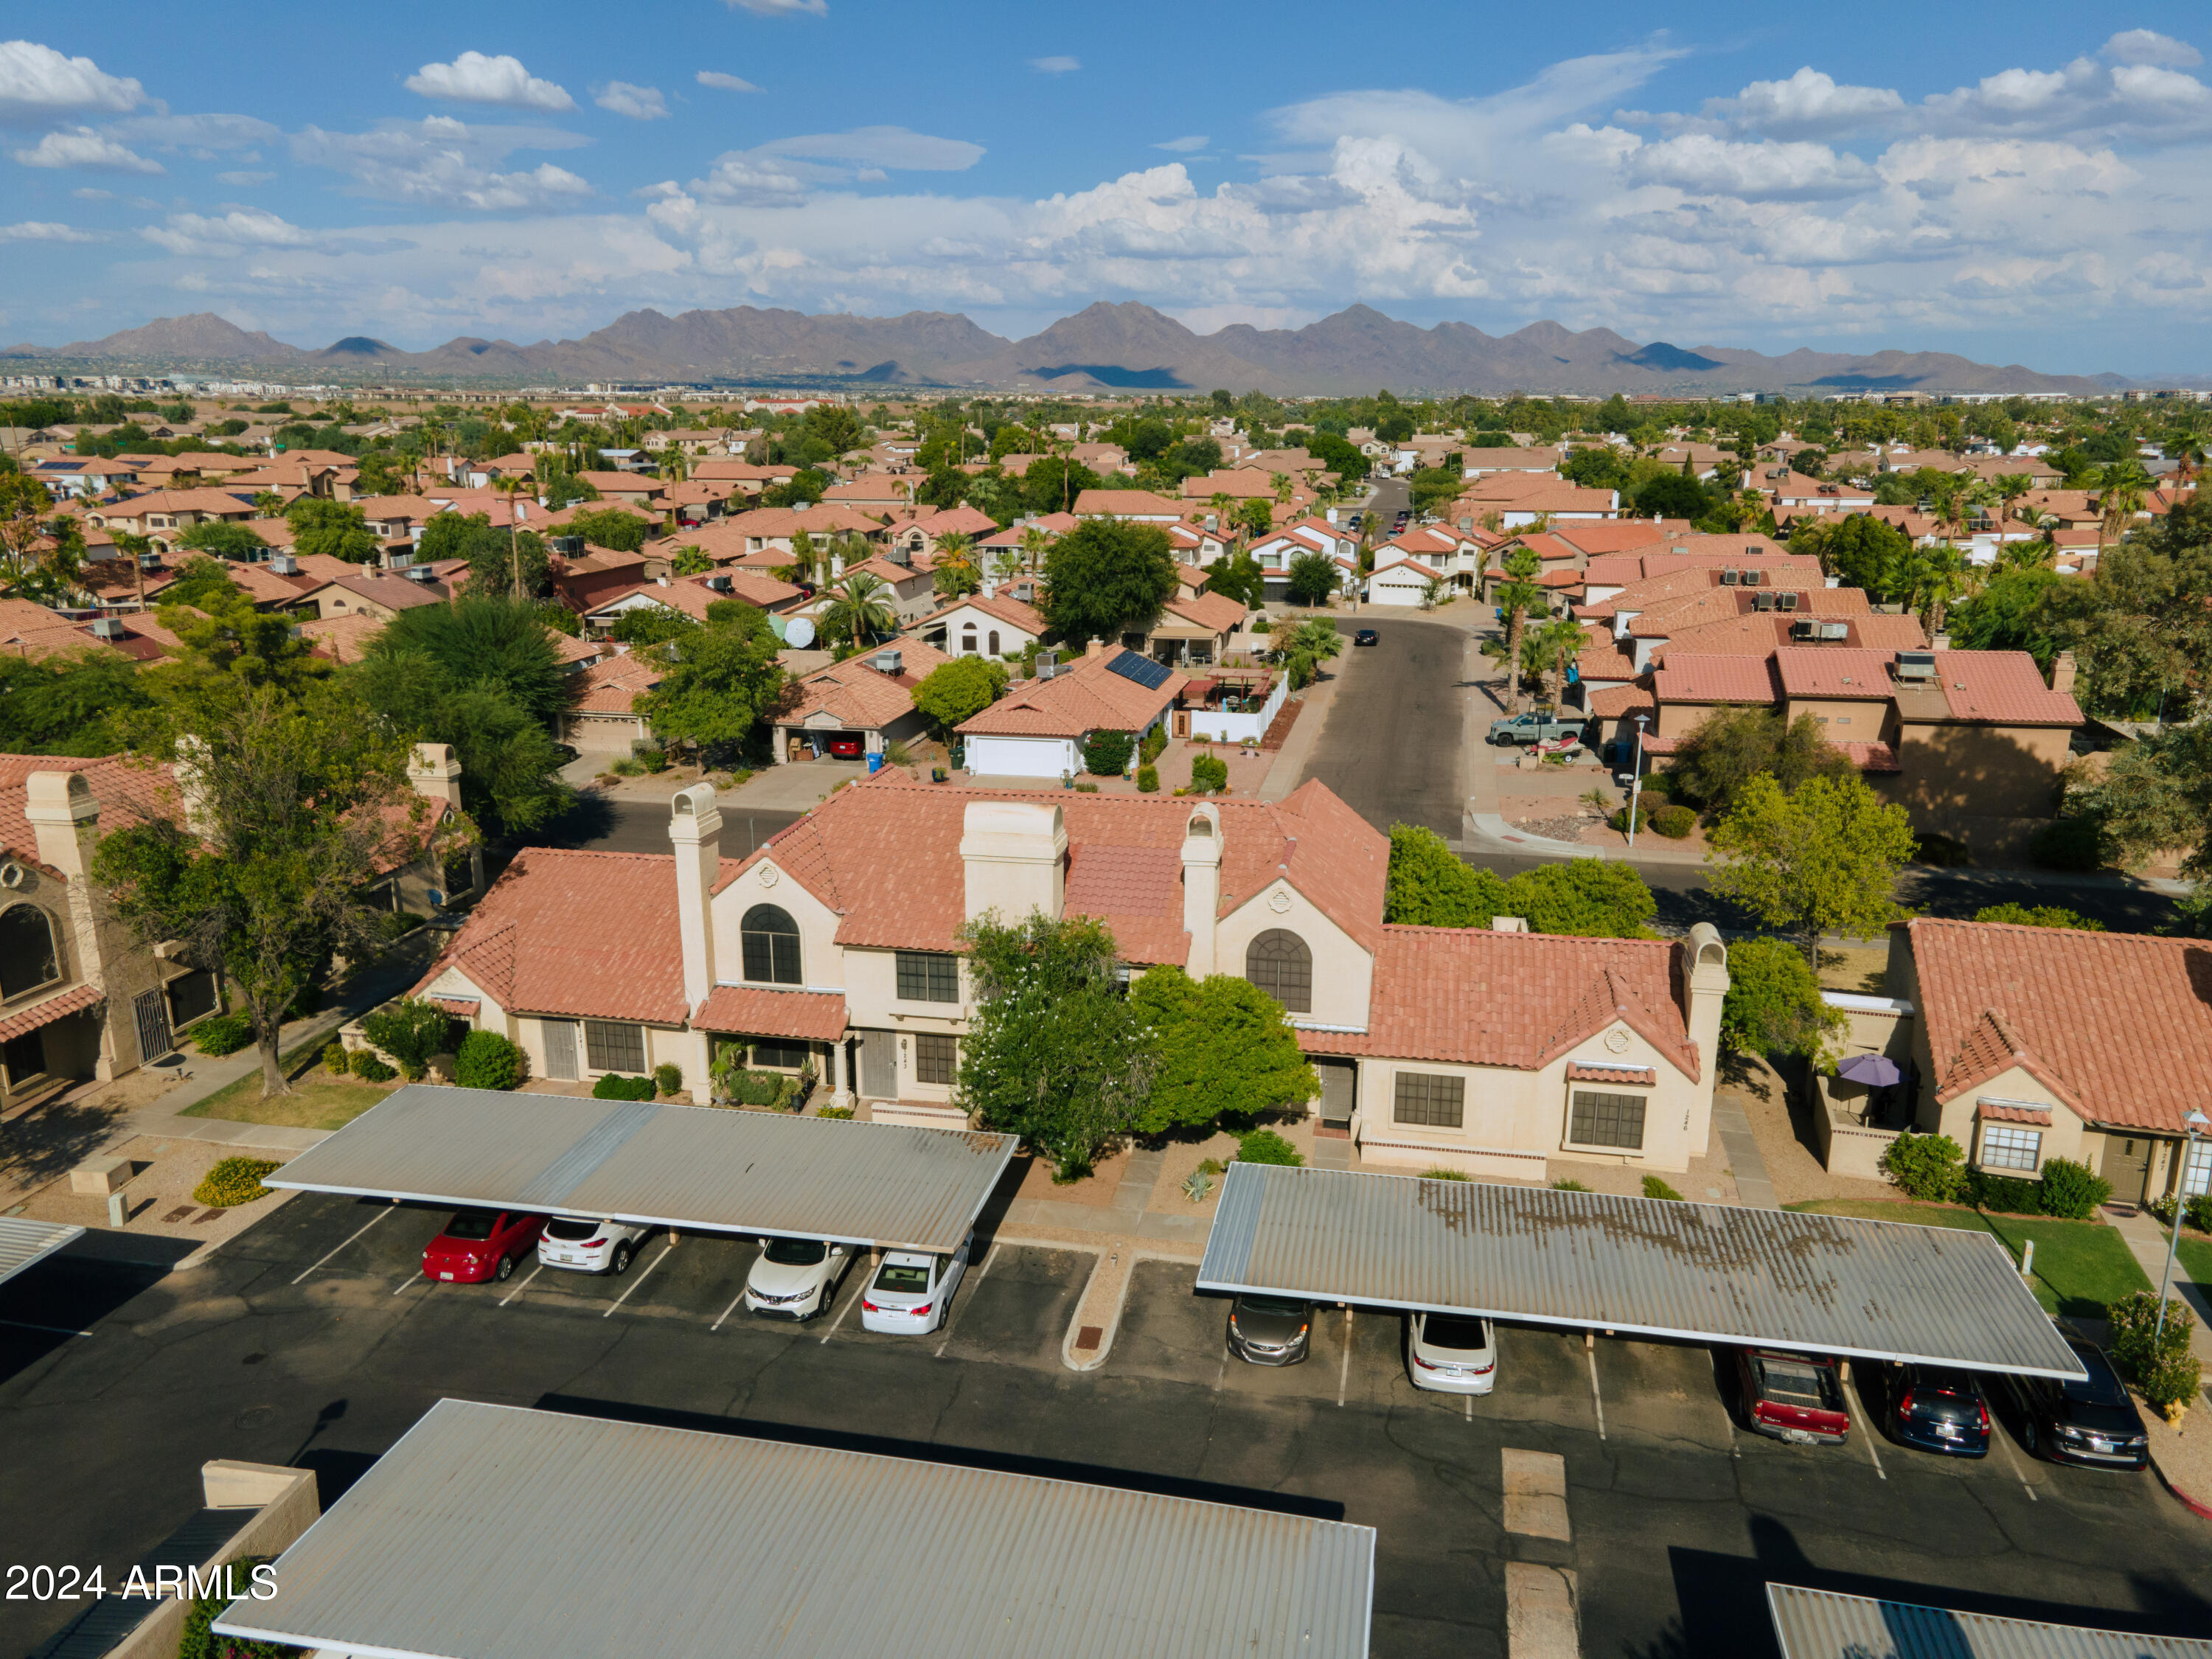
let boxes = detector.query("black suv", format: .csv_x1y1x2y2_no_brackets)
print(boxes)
2003,1334,2149,1470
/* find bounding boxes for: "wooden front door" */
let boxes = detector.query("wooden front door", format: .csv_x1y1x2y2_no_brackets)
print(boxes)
2099,1131,2154,1205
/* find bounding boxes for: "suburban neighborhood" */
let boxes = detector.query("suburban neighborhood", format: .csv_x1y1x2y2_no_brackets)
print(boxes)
7,13,2212,1659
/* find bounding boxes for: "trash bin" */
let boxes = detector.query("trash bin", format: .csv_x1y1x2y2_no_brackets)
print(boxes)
866,753,883,774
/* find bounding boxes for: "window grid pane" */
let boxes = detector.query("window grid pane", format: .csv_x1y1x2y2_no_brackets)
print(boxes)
896,951,960,1004
740,905,802,985
751,1038,812,1069
2185,1140,2212,1199
915,1033,958,1086
1569,1090,1646,1150
583,1020,645,1073
1392,1071,1465,1129
1981,1124,2042,1172
1245,930,1312,1014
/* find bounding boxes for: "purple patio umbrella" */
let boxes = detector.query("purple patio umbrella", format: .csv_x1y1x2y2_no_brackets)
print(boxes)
1835,1054,1902,1087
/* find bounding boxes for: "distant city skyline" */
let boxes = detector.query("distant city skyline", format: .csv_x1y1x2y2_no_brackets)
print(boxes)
2,4,2209,376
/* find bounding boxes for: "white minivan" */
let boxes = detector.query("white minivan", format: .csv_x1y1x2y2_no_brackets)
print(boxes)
860,1232,973,1335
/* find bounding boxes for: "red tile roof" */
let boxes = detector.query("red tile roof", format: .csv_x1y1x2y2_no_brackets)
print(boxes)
957,647,1186,740
1908,917,2212,1132
692,984,848,1040
0,981,102,1043
0,753,177,868
1978,1100,2052,1125
1567,1060,1656,1085
1072,489,1186,518
569,653,664,714
1163,590,1247,634
1772,649,1897,699
1654,655,1779,704
1298,927,1698,1079
1925,650,2082,726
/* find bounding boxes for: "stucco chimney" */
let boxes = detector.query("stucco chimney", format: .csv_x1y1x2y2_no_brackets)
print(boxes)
1683,922,1730,1154
1085,637,1105,661
24,770,98,880
1489,916,1528,933
2048,650,2077,695
668,783,723,1007
959,801,1067,924
408,742,463,811
1180,804,1222,975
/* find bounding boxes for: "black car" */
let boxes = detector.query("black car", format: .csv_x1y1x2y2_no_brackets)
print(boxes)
2003,1335,2149,1470
1882,1363,1990,1457
1354,628,1380,647
1226,1293,1313,1366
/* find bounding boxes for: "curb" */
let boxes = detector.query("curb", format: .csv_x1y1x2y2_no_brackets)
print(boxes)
1465,812,1605,860
2149,1449,2212,1522
1057,1244,1194,1374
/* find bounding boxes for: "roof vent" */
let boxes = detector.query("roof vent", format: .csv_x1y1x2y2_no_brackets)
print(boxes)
1896,650,1937,680
406,564,437,583
89,617,125,639
268,553,299,575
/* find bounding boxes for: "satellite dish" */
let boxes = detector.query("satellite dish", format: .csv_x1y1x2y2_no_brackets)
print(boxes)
784,616,816,648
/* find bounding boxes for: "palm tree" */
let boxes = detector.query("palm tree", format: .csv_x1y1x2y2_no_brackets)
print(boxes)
498,476,535,598
1492,546,1543,715
2097,460,2152,552
1018,525,1051,576
821,571,897,653
988,545,1024,588
933,531,976,575
1523,616,1587,711
112,529,155,608
1995,472,2034,524
1270,471,1293,504
670,545,713,577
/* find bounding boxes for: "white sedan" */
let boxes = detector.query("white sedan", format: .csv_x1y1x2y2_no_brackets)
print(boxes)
743,1237,853,1320
1408,1310,1497,1394
860,1234,973,1335
537,1217,651,1276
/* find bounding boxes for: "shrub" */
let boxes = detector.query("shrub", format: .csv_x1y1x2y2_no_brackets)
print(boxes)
454,1030,524,1091
1236,1127,1303,1166
1190,752,1230,793
1607,801,1652,834
654,1062,684,1098
1073,782,1099,793
815,1105,855,1119
1140,726,1168,764
193,1157,282,1207
1972,902,2104,931
380,911,426,939
321,1041,350,1074
362,998,454,1082
1641,1175,1686,1201
2193,1194,2212,1234
2031,816,2102,871
2035,1157,2111,1220
1136,765,1160,793
593,1073,658,1100
636,745,670,773
1552,1178,1592,1192
2107,1290,2204,1411
1198,1157,1227,1176
1969,1170,2042,1214
1083,729,1135,776
1912,832,1973,867
1649,804,1696,839
192,1011,253,1056
179,1557,285,1659
610,757,644,777
1420,1166,1471,1181
1882,1130,1968,1202
2145,1194,2180,1228
350,1054,396,1082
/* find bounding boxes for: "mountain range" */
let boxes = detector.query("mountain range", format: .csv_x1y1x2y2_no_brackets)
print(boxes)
1,301,2124,397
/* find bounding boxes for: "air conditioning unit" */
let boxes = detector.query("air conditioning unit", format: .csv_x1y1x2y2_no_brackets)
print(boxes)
1750,591,1773,611
706,574,732,591
1744,568,1764,585
874,648,902,675
405,564,437,583
886,545,911,566
1778,591,1800,612
1719,568,1740,585
1895,650,1938,680
551,535,585,556
1791,619,1817,640
1819,621,1850,641
268,553,299,575
137,552,161,570
89,617,125,639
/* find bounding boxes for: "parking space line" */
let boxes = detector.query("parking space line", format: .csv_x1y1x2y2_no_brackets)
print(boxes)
602,1245,672,1318
711,1286,750,1331
498,1265,542,1307
933,1243,998,1358
1464,1394,1472,1422
1989,1421,2037,1500
0,1318,94,1337
1843,1381,1886,1480
1336,1308,1354,1406
1585,1340,1606,1439
816,1265,867,1343
291,1208,392,1284
393,1274,429,1296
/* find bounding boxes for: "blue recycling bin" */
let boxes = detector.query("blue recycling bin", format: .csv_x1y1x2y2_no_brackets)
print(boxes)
866,753,883,773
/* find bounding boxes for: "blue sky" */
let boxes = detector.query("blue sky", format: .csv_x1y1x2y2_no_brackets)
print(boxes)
4,2,2210,374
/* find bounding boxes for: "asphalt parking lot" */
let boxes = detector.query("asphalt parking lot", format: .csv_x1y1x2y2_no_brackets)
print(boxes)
7,1198,2210,1658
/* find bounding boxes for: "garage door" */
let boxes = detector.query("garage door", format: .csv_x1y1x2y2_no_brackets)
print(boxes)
962,736,1068,778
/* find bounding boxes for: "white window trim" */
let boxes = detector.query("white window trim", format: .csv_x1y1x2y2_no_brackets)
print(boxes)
1978,1122,2043,1174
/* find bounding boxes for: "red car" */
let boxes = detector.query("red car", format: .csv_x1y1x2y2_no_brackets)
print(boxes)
824,735,863,759
1732,1347,1851,1444
422,1209,546,1284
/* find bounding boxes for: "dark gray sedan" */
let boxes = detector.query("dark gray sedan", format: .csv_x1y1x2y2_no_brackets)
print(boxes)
1227,1293,1313,1366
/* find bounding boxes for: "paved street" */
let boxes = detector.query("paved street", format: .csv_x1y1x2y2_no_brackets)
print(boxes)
5,1197,2208,1658
536,795,802,858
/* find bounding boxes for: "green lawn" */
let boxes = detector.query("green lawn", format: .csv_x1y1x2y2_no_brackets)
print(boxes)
183,1058,398,1130
1785,1200,2153,1320
2176,1234,2212,1297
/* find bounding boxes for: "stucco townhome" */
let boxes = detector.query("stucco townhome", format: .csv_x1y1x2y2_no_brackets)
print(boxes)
411,771,1730,1175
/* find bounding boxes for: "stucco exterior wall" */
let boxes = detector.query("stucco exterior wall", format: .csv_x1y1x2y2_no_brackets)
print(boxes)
1889,721,2070,821
1931,1062,2088,1175
1216,879,1374,1036
1784,696,1893,740
712,860,847,993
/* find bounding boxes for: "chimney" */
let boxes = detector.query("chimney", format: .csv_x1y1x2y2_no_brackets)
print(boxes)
2048,650,2077,695
1085,637,1105,661
24,769,99,882
1683,923,1730,1157
409,742,464,812
1932,632,1952,651
959,801,1067,924
1180,804,1222,975
668,784,723,1006
1489,916,1528,933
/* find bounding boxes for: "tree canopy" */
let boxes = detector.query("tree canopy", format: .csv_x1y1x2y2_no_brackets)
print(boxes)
1128,967,1318,1135
1720,937,1844,1060
562,506,653,553
1668,706,1853,817
283,498,378,564
1706,773,1916,966
1042,519,1177,647
911,656,1008,741
1382,824,1655,936
633,604,785,760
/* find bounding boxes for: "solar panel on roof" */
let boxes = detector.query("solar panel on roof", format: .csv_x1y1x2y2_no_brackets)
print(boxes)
1106,651,1172,690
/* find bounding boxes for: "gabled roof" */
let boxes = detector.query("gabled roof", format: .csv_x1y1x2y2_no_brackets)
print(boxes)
1162,590,1246,633
956,646,1186,740
1072,489,1186,518
919,591,1049,636
1655,654,1780,704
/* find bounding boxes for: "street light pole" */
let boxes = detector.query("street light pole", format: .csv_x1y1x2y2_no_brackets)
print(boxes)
1627,713,1649,849
2155,1107,2210,1348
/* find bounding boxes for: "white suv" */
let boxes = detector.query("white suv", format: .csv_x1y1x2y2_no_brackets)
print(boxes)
743,1237,852,1320
860,1234,973,1335
537,1217,651,1276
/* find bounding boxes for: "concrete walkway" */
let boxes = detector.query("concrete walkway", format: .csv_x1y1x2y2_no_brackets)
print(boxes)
998,1141,1208,1245
1711,1100,1778,1210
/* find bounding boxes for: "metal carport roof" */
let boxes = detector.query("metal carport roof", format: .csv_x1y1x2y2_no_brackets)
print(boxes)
215,1399,1375,1659
1767,1584,2212,1659
0,1217,84,1285
1197,1164,2083,1380
264,1085,1017,1255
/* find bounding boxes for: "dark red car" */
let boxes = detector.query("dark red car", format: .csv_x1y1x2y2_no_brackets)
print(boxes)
825,735,863,759
423,1209,546,1284
1732,1347,1851,1444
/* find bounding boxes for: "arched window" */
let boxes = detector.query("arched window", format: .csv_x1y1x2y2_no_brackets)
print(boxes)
988,630,1001,656
740,904,802,985
961,627,978,655
0,905,61,1001
1245,929,1311,1014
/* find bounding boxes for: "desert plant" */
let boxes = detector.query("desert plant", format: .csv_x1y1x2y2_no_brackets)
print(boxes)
883,740,914,767
192,1011,253,1057
1190,752,1229,793
592,1073,658,1100
454,1030,524,1091
1136,764,1160,793
2035,1157,2112,1220
1882,1130,1968,1203
350,1054,396,1082
193,1157,282,1207
1649,804,1697,838
1421,1166,1471,1181
654,1061,684,1098
1641,1175,1686,1201
321,1041,350,1074
1140,726,1168,764
815,1105,855,1119
1236,1127,1303,1166
1181,1168,1215,1203
1552,1178,1593,1192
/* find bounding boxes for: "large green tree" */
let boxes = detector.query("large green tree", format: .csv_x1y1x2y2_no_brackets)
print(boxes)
1382,824,1654,936
911,656,1009,740
1128,967,1318,1135
1043,519,1177,647
954,911,1151,1180
0,647,156,754
2040,500,2212,718
1720,937,1845,1059
175,521,269,560
563,506,654,554
1706,773,1916,967
1385,824,1508,926
1668,706,1853,817
634,605,785,760
284,498,378,564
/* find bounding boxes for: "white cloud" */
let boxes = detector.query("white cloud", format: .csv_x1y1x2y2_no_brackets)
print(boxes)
0,41,145,124
0,220,97,242
2103,29,2202,69
1154,135,1208,153
70,186,111,200
725,0,825,13
293,117,594,210
697,71,761,93
405,52,574,112
141,207,323,255
1029,56,1079,74
594,81,668,119
1629,134,1879,200
1685,67,1907,138
10,127,161,172
112,113,279,153
758,125,984,171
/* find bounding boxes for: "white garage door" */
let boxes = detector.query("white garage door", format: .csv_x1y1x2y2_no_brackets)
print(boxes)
963,735,1072,777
